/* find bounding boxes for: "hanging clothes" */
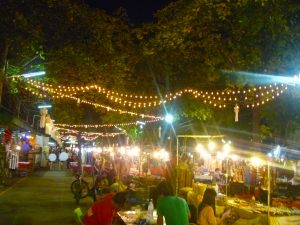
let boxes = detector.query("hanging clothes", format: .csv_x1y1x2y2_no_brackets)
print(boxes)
39,108,48,128
45,115,53,135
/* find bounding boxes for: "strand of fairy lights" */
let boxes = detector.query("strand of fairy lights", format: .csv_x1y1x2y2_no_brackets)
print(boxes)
24,86,163,120
54,118,161,128
25,78,288,109
58,127,125,137
25,78,287,101
26,84,287,109
61,134,102,141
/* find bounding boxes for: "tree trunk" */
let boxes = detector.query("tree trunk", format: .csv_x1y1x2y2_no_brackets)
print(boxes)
252,107,260,144
0,40,10,107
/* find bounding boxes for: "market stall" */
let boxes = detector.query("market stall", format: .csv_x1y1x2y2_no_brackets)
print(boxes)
174,137,300,225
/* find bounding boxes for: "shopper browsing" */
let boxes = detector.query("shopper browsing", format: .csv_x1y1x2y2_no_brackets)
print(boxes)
83,191,127,225
156,180,191,225
198,189,231,225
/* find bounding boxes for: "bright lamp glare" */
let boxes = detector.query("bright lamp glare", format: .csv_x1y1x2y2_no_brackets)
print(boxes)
165,114,174,124
196,144,205,153
223,143,231,154
217,151,224,160
38,105,52,109
128,146,140,157
208,141,216,151
231,154,239,161
119,147,126,155
153,148,170,161
22,71,46,78
251,157,262,167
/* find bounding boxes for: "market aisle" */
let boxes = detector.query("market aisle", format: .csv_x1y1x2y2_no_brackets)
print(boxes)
0,170,93,225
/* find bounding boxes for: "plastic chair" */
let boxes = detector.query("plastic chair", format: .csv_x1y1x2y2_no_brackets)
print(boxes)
74,207,84,224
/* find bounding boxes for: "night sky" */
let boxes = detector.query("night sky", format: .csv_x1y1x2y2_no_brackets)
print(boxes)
85,0,174,24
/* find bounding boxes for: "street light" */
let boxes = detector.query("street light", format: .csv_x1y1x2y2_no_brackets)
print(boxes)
165,114,174,124
7,71,46,79
37,104,52,109
21,71,46,78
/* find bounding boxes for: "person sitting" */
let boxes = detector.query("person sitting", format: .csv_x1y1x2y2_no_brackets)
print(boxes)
83,191,127,225
212,168,222,184
156,180,191,225
198,189,231,225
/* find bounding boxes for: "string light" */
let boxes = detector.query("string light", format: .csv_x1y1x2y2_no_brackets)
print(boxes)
58,127,125,139
55,118,161,128
23,79,287,109
24,86,163,120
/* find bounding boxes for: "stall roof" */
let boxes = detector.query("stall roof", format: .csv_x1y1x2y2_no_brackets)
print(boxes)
0,111,46,137
176,135,225,139
233,139,300,160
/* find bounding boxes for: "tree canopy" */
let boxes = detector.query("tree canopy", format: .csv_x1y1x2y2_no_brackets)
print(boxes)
2,0,300,144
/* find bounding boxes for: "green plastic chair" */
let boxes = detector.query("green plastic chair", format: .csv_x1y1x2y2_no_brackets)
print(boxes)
74,207,84,224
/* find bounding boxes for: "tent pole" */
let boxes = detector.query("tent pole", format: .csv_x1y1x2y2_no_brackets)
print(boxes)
176,136,179,196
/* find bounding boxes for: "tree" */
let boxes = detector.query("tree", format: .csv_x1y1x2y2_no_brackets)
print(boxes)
0,0,46,105
128,0,300,140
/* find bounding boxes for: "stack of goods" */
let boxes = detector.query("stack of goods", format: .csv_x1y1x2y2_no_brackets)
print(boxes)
272,198,292,208
187,182,207,208
177,167,193,190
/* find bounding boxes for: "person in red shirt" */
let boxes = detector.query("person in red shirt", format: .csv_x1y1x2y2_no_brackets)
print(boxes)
83,191,127,225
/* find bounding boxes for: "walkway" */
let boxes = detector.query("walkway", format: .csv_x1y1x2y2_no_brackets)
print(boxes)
0,170,93,225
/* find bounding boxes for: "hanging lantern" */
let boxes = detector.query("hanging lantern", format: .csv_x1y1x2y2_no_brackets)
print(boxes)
234,104,239,122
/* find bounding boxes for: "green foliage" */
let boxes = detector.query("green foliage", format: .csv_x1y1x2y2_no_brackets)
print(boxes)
124,126,141,143
260,91,300,143
259,124,273,141
2,0,300,145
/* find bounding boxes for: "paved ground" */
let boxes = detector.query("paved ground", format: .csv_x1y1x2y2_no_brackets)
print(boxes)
0,169,94,225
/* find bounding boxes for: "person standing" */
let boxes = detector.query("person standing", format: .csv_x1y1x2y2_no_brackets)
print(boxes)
156,180,190,225
83,191,127,225
198,189,231,225
21,139,31,162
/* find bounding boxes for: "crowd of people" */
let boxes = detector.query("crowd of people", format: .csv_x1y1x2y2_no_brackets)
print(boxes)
81,179,232,225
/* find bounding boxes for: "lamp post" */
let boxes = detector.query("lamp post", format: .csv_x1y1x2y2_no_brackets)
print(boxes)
165,113,174,152
164,113,177,194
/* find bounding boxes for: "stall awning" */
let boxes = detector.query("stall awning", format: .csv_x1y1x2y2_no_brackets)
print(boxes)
0,112,33,131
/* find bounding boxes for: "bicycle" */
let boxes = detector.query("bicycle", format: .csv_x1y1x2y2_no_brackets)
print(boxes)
70,172,97,204
70,163,117,204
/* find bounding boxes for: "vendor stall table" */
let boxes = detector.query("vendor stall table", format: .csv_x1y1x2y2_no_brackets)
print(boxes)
68,162,94,177
69,162,78,172
18,162,32,175
269,215,300,225
194,175,212,185
118,210,161,225
82,164,93,176
226,197,300,225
